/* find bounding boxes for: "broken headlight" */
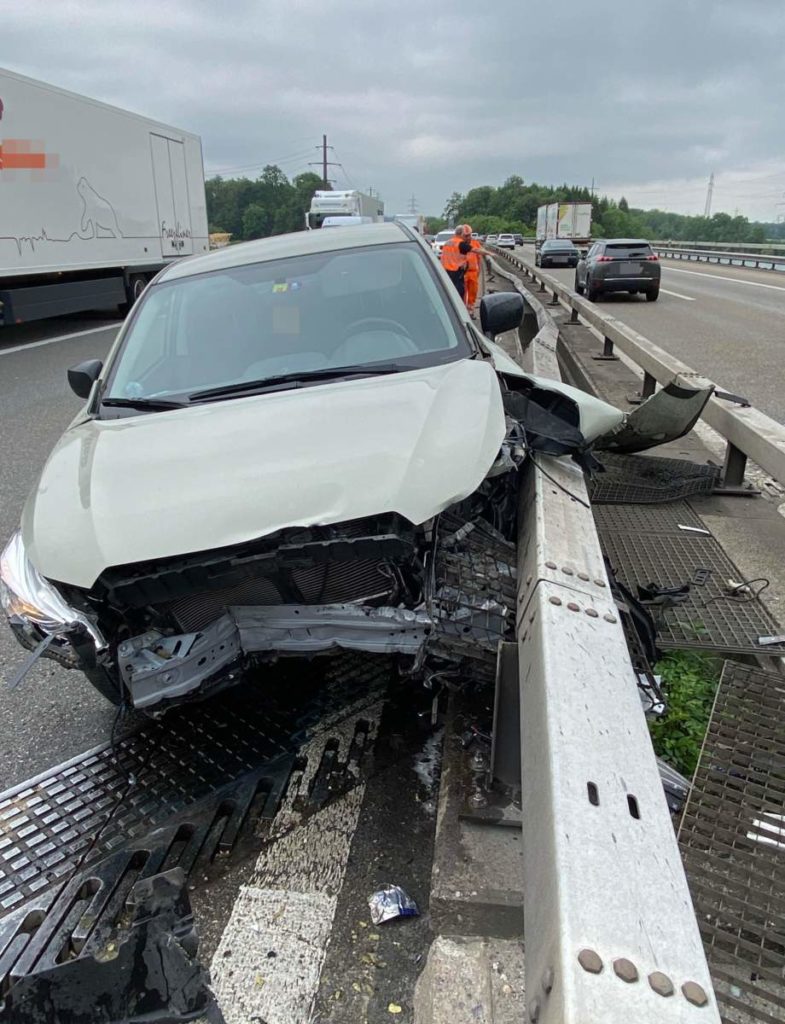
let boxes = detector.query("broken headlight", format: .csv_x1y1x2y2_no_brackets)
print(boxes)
0,531,105,650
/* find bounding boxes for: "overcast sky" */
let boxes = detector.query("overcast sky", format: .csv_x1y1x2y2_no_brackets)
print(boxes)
3,0,784,221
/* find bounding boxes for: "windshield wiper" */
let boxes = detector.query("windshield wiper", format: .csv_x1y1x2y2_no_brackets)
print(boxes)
101,396,188,411
188,364,406,403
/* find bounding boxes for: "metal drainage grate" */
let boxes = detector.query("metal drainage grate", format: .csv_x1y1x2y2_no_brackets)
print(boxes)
597,502,784,654
592,501,706,536
0,652,391,915
590,453,720,504
679,662,785,1023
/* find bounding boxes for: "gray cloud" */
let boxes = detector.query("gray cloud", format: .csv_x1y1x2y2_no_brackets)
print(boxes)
3,0,784,219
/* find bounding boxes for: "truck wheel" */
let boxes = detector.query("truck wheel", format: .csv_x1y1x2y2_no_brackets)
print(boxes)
120,274,148,314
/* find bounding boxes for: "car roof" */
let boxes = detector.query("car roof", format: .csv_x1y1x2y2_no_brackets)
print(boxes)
159,221,411,282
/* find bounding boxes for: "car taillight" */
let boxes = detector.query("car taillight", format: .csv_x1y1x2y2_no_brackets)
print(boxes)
595,255,613,262
646,254,659,261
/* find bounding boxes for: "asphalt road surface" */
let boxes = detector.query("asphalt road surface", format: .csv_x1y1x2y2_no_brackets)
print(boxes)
518,245,785,424
0,314,121,787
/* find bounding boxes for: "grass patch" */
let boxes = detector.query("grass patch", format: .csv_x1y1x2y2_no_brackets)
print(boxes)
648,650,722,778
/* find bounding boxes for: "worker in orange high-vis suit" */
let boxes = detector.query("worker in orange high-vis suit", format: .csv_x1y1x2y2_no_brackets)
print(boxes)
440,226,471,300
461,223,484,313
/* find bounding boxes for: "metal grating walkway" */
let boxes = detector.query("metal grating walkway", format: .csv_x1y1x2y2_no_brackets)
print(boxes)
596,501,785,654
590,452,720,504
679,662,785,1023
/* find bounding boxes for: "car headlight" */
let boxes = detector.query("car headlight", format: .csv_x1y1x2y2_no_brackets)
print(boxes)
0,531,105,649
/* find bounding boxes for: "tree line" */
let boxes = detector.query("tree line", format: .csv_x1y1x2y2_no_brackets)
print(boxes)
426,176,769,243
206,167,325,240
207,167,775,245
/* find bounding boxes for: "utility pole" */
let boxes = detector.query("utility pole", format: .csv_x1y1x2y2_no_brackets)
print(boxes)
308,134,340,188
408,193,418,214
590,177,595,198
704,173,714,218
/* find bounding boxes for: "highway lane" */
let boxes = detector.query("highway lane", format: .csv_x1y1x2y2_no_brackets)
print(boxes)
0,317,121,787
516,246,785,424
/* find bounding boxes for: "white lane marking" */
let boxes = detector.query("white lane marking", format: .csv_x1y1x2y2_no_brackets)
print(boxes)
660,288,695,301
210,699,383,1024
0,323,118,356
665,266,785,292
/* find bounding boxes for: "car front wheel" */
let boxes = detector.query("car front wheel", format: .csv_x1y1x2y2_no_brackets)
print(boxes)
586,276,601,301
575,274,584,295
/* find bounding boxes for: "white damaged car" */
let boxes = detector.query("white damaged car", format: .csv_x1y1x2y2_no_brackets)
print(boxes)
0,223,711,711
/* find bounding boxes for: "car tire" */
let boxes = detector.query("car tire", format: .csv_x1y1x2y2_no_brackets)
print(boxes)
586,276,600,301
575,274,584,295
83,664,128,706
646,286,660,302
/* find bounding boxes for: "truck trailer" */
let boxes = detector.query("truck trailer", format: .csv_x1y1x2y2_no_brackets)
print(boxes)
0,67,208,326
536,201,592,249
306,190,384,229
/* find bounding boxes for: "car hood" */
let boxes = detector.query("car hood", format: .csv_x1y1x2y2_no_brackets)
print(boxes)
23,360,507,588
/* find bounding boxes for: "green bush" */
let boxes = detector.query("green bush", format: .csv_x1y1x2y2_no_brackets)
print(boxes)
648,650,721,777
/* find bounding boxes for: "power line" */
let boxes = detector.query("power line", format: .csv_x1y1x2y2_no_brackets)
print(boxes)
209,147,315,176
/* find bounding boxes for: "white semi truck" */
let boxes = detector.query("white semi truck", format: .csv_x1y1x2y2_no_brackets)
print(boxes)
306,190,384,229
536,201,592,249
0,67,208,326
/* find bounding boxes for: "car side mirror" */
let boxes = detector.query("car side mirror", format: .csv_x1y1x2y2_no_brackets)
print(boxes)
67,359,103,399
479,291,524,339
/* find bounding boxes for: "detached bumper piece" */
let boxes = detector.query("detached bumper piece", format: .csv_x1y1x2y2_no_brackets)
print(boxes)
0,867,213,1024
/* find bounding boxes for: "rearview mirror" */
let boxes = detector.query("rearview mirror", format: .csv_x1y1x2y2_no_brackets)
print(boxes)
68,359,103,399
479,291,524,340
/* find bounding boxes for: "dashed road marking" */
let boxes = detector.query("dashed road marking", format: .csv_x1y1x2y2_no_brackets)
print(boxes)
660,288,695,301
0,323,118,356
210,699,384,1024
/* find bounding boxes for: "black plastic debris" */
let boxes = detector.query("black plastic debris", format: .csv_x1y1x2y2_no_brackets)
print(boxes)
0,869,213,1023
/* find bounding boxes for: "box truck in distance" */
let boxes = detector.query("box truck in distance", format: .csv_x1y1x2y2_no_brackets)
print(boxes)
306,190,384,229
535,202,592,250
0,67,208,326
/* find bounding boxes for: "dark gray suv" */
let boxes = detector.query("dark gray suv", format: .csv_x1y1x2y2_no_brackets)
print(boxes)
536,239,579,268
575,239,661,302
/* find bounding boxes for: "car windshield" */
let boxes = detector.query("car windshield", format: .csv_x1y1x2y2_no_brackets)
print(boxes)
105,242,468,404
604,243,652,258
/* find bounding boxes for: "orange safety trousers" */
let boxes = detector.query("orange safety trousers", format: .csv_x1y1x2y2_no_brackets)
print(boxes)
464,271,479,307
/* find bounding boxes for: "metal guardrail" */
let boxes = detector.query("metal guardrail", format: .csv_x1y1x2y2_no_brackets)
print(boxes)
491,247,785,490
654,244,785,272
508,278,720,1023
653,239,785,256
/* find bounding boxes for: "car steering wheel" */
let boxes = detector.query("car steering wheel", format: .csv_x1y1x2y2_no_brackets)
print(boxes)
343,317,419,354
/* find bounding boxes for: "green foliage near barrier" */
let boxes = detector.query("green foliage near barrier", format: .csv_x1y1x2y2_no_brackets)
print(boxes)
445,176,768,243
649,650,722,778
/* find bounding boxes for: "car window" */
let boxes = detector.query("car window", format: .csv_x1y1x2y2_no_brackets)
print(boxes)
106,243,469,402
604,243,653,258
543,241,575,250
435,231,453,242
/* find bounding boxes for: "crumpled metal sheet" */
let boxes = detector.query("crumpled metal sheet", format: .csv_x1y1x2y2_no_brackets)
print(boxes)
596,380,714,454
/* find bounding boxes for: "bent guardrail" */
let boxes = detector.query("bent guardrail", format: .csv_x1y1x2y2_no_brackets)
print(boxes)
490,247,785,490
653,244,785,273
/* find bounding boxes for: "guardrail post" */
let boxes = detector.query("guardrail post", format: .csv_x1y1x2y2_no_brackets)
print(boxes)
548,290,560,306
722,441,748,487
569,305,579,324
538,279,546,292
592,335,618,361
